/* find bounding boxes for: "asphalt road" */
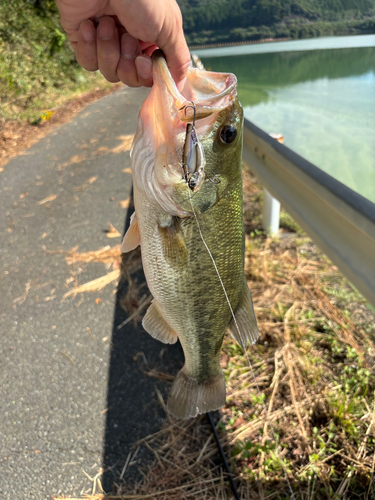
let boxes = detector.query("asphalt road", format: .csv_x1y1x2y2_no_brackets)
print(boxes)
0,86,183,499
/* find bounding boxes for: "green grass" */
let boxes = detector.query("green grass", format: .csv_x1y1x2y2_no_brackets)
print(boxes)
0,1,110,124
279,210,303,233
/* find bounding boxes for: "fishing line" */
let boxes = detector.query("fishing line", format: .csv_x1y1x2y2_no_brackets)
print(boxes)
187,188,240,333
187,186,295,499
207,411,240,500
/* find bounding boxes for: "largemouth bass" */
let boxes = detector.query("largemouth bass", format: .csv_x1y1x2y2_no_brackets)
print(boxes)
122,51,258,419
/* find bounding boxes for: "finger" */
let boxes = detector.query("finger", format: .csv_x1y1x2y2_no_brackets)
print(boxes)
97,17,121,83
161,31,190,91
117,34,142,87
75,20,98,72
135,55,153,88
156,4,190,90
117,24,127,39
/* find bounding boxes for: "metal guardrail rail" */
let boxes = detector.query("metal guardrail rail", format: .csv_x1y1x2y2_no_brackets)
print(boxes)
242,118,375,308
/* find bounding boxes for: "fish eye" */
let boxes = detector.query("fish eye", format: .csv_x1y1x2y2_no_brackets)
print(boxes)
219,125,237,144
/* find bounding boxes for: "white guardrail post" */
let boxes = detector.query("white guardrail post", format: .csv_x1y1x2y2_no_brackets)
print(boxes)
242,118,375,308
262,188,280,235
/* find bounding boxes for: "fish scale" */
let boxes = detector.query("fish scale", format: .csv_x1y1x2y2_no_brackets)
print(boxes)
121,51,259,419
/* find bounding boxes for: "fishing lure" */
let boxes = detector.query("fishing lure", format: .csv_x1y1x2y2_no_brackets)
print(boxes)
179,102,206,192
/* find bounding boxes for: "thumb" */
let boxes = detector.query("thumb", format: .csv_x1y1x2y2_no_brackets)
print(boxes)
156,7,190,90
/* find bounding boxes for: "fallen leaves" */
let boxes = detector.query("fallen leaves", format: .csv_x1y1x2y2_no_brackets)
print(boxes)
119,198,130,209
41,110,55,121
96,146,108,156
57,154,87,170
106,224,121,238
63,270,121,299
95,135,134,158
70,154,86,164
74,176,98,192
13,281,31,305
65,245,121,266
59,351,75,365
37,194,57,205
111,134,134,153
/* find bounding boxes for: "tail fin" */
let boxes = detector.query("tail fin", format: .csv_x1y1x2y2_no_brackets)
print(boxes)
167,368,226,419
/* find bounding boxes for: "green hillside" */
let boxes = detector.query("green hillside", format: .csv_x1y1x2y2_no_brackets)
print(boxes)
177,0,375,45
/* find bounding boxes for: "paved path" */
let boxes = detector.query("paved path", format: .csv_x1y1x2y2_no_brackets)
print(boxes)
0,87,183,499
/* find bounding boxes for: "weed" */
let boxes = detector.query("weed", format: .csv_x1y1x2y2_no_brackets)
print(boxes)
279,210,303,233
0,1,110,123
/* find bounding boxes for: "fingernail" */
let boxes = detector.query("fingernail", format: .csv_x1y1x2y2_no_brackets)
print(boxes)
121,34,140,59
81,22,94,43
135,55,152,79
98,19,115,40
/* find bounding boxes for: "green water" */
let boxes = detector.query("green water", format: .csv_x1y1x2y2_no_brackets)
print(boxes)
200,38,375,202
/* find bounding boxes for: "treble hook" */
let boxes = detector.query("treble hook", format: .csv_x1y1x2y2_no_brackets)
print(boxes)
205,170,221,185
179,101,196,127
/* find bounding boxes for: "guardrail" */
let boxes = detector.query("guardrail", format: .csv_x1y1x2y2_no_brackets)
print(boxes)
242,118,375,308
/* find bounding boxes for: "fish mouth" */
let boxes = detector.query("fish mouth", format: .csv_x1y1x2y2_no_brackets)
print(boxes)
132,50,238,215
152,49,237,124
149,50,238,175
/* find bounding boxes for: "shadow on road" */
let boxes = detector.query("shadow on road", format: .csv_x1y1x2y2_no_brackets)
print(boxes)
101,193,184,492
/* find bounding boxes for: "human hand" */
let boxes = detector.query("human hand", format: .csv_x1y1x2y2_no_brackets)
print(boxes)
56,0,190,89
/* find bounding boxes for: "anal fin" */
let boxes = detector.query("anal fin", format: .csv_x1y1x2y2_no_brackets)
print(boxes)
121,212,140,253
228,279,259,348
142,301,178,344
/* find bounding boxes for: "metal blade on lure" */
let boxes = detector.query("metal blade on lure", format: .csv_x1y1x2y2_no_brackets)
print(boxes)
179,102,206,192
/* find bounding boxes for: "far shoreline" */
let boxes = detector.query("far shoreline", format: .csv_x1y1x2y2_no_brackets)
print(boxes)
189,36,290,50
192,33,375,58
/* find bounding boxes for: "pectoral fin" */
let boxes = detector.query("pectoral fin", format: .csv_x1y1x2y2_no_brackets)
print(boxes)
158,217,187,264
121,212,140,253
142,300,178,344
228,279,259,348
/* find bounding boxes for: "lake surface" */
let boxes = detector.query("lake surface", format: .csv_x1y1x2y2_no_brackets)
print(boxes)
198,35,375,203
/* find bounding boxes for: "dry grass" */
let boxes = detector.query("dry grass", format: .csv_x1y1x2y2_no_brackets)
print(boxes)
60,235,149,323
220,231,375,497
55,416,241,500
217,170,375,497
118,246,152,324
61,245,123,298
63,269,121,298
65,245,122,266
